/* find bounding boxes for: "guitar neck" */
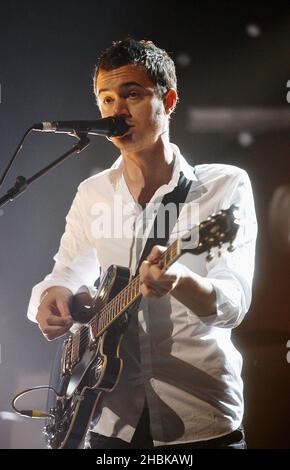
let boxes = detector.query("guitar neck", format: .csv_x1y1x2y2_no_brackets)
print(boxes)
89,238,182,338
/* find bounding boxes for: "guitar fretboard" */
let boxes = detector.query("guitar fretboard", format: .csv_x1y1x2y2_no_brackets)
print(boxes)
89,238,180,338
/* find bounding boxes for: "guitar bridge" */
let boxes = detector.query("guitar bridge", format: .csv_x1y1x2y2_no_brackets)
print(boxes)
61,337,74,376
61,326,90,376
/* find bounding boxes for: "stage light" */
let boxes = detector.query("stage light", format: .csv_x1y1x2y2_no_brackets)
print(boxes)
245,23,261,38
238,131,254,147
176,52,191,67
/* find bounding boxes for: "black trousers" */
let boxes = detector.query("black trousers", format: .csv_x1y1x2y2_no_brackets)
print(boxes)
86,404,247,449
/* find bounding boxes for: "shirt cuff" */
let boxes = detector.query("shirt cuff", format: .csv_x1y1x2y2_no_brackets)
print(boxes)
198,278,244,329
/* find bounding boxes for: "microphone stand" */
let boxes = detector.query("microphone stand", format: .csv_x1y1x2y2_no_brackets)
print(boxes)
0,133,90,210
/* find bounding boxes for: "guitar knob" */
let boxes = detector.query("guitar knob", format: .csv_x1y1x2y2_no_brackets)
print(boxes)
206,250,213,262
227,243,235,252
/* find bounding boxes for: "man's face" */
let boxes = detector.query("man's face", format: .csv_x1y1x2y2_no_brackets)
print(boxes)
95,64,168,153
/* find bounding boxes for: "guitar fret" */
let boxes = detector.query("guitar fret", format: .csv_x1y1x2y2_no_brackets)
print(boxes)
124,288,129,307
94,313,98,333
109,300,117,321
122,291,126,308
104,308,109,328
115,296,120,314
136,277,141,295
113,298,118,317
128,285,133,303
127,286,132,304
101,310,106,329
119,294,123,311
106,305,112,325
104,310,109,327
174,240,178,255
109,302,115,323
113,298,118,316
168,245,172,260
100,314,104,331
128,286,133,303
100,310,105,330
171,243,176,260
121,290,126,309
116,293,122,312
97,313,102,334
109,304,113,322
164,250,169,267
134,279,138,297
165,249,170,266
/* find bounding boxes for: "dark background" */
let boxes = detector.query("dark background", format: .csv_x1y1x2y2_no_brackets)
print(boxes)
0,0,289,448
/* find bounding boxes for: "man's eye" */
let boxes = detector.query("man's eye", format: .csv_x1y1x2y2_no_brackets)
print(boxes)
127,91,139,99
102,97,113,104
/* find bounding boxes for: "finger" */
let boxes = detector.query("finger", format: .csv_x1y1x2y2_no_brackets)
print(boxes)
141,280,169,298
147,263,164,281
139,260,151,281
147,245,166,263
37,302,70,323
43,330,68,341
142,265,171,285
56,298,72,320
46,315,73,327
39,324,71,341
140,283,162,298
147,245,166,261
140,261,164,284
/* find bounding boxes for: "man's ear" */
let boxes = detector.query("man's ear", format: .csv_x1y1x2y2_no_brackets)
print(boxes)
163,88,178,115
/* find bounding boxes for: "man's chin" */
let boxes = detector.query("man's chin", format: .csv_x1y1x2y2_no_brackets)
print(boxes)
111,134,136,150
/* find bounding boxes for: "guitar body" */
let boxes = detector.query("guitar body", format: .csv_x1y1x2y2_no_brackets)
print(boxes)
45,265,131,449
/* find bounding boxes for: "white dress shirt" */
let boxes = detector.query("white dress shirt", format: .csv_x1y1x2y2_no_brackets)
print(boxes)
27,144,257,445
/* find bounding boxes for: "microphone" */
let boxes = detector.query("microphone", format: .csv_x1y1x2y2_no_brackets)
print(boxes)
32,116,129,137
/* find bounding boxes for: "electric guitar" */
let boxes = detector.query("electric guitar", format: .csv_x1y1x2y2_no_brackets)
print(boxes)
44,205,240,449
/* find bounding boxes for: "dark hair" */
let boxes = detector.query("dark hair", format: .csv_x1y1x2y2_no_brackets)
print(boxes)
94,38,177,99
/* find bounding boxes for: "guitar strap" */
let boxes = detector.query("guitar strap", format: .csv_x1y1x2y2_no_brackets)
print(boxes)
135,171,192,274
121,171,192,321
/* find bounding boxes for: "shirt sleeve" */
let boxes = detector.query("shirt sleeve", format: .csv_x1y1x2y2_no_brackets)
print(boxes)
27,182,100,322
199,169,257,329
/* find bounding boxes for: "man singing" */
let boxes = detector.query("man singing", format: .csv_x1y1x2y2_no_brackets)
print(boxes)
28,38,257,449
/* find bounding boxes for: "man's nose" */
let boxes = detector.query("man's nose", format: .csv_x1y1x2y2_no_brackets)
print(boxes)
112,98,130,116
